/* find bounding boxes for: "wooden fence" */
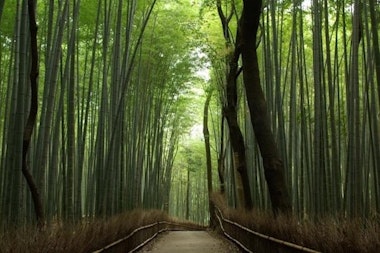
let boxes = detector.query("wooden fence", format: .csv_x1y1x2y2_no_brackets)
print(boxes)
214,206,321,253
92,221,204,253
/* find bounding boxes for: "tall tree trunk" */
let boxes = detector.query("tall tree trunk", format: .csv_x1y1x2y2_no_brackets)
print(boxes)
345,0,362,217
368,0,380,106
33,0,69,215
311,0,324,217
64,0,80,221
225,48,253,209
217,115,226,194
240,0,291,214
6,0,27,225
203,89,216,227
22,0,44,227
216,0,253,209
186,166,190,220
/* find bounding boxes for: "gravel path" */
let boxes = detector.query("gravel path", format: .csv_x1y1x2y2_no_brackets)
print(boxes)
138,231,242,253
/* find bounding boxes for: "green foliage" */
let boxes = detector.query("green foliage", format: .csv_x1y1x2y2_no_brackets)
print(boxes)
0,0,17,39
1,0,379,229
0,0,211,227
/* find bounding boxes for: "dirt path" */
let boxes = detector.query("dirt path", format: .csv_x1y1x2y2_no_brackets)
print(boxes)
138,231,242,253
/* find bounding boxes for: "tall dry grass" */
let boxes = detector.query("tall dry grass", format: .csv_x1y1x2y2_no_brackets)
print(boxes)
0,209,169,253
211,193,380,253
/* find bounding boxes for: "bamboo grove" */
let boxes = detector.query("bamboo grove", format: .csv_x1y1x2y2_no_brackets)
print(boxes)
0,0,205,227
1,0,380,229
203,0,380,219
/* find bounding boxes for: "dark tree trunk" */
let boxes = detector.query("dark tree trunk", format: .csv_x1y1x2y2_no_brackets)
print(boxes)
186,167,190,220
217,115,226,194
204,89,216,227
369,0,380,107
224,42,253,209
23,0,44,228
240,0,291,214
217,0,253,209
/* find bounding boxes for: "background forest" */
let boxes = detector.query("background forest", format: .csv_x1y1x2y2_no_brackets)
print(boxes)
0,0,380,231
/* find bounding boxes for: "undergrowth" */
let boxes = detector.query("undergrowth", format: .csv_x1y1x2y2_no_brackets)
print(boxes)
212,193,380,253
0,209,171,253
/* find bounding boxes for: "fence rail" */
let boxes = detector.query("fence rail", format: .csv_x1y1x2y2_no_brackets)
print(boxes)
214,206,321,253
92,221,204,253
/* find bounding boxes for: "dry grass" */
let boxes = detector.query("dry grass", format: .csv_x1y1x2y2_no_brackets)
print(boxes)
0,209,170,253
211,193,380,253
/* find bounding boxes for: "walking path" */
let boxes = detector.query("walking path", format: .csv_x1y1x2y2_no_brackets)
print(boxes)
138,230,242,253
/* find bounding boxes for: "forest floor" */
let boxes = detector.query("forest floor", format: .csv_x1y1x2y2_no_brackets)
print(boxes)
138,230,242,253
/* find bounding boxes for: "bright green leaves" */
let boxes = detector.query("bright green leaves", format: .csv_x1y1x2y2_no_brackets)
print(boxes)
0,0,17,39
